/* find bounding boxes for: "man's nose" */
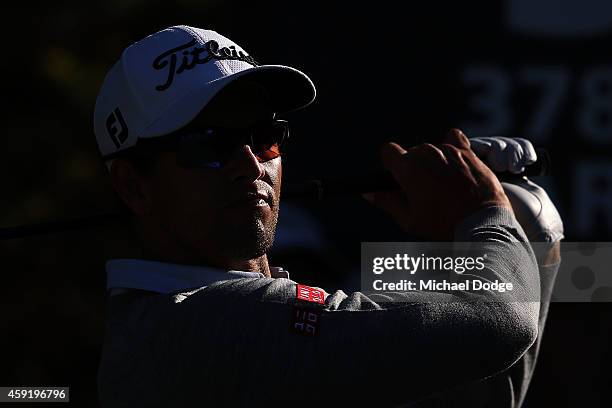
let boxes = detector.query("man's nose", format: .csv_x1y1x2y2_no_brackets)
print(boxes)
224,145,265,182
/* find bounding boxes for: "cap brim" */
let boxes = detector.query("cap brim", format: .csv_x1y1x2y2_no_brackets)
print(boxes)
143,65,316,138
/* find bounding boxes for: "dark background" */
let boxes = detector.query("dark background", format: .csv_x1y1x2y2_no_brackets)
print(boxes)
1,0,612,406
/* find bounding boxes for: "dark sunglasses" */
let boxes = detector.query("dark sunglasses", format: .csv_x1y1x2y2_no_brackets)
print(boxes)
118,119,289,169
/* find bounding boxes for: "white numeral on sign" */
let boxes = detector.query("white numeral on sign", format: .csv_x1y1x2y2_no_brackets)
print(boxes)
462,65,510,136
462,64,612,145
520,66,570,142
579,67,612,143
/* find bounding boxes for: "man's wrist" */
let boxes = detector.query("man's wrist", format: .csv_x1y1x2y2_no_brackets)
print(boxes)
454,205,527,242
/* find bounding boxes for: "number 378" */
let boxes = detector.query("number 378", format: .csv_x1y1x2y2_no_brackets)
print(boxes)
461,65,612,144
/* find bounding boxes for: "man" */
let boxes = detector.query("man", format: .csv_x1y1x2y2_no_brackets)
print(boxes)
95,25,563,407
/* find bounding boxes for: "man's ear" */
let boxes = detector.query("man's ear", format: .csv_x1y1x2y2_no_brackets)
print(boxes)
109,159,151,216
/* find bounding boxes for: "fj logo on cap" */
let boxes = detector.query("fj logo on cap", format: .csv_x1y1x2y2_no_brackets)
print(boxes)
106,107,129,149
152,39,259,92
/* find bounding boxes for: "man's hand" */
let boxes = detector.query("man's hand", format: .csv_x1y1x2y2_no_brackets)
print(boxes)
364,129,512,240
470,136,564,263
501,180,564,244
470,136,564,243
469,136,538,174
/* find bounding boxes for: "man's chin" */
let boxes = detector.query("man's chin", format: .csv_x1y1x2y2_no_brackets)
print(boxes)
220,220,276,261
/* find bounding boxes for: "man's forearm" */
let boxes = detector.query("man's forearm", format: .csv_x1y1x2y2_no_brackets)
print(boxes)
505,242,561,407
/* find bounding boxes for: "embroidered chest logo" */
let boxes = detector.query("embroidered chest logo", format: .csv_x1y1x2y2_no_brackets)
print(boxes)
152,39,259,92
291,308,320,337
291,284,326,337
296,284,326,304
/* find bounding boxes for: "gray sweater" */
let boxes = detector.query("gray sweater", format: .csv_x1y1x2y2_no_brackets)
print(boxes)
98,207,558,407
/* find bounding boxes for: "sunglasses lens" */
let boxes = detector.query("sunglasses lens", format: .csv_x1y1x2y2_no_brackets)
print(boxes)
254,143,281,162
176,120,288,168
176,131,226,168
251,121,288,162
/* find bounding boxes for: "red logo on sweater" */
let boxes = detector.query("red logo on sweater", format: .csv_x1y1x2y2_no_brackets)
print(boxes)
296,284,325,304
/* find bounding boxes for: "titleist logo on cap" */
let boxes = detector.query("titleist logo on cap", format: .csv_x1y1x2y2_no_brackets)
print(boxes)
152,39,259,92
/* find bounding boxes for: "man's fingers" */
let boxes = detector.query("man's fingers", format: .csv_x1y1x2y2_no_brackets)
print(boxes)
438,143,469,169
380,142,408,173
485,138,508,172
514,138,538,165
469,138,492,157
381,142,447,190
442,128,470,150
469,136,537,174
371,129,514,239
507,141,525,174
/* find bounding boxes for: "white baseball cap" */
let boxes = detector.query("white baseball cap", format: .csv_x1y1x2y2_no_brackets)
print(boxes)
94,25,316,159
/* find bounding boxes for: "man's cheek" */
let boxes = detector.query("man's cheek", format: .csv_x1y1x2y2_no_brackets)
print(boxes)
267,158,282,205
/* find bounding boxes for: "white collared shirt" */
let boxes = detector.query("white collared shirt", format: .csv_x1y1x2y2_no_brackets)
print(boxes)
106,259,289,296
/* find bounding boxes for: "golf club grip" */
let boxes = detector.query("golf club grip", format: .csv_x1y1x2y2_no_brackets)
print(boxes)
0,148,550,240
281,148,551,199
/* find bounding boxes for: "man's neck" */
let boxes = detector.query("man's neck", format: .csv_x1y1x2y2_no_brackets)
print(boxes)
134,220,272,277
227,255,271,277
137,243,272,277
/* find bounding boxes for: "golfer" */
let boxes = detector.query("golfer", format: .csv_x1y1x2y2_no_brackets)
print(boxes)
95,25,563,407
